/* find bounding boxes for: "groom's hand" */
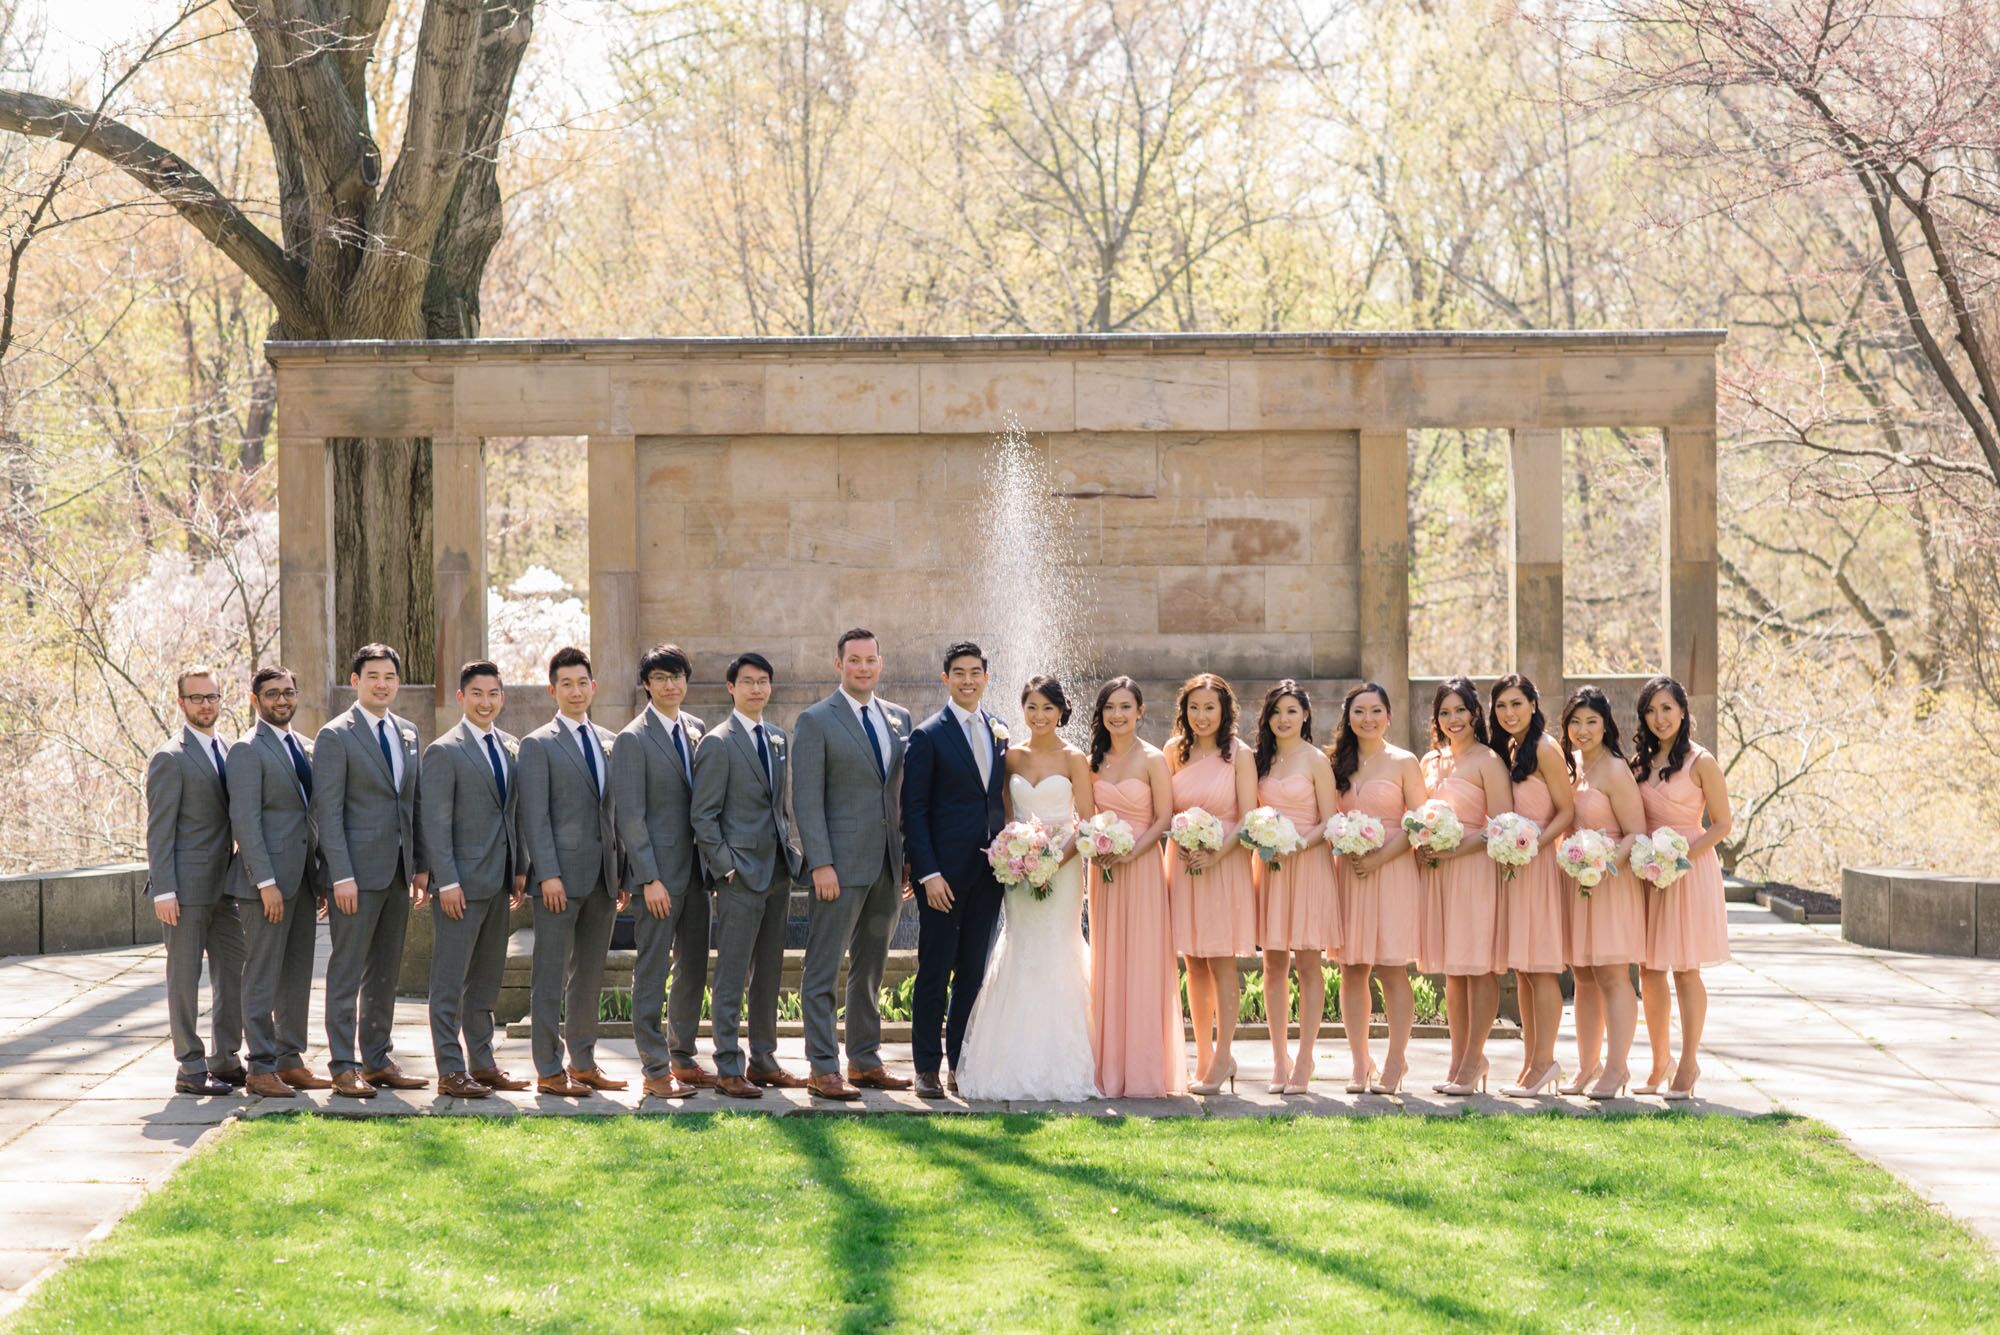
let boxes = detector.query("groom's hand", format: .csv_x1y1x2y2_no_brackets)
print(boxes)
924,876,954,911
811,865,841,902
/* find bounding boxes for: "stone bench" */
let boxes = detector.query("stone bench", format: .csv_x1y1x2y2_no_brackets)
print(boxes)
1842,867,1998,958
0,863,159,956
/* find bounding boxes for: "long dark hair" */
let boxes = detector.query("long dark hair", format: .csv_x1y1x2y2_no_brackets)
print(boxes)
1330,681,1393,795
1487,673,1545,784
1021,674,1071,726
1631,675,1694,783
1559,686,1625,783
1089,676,1142,771
1428,675,1489,754
1253,680,1313,778
1168,672,1237,765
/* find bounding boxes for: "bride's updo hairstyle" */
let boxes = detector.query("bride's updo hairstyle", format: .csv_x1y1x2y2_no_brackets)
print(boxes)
1020,674,1071,727
1252,680,1313,778
1088,676,1143,771
1329,680,1393,795
1167,672,1238,766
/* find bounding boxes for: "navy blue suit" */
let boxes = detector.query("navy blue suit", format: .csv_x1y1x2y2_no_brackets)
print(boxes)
901,704,1009,1076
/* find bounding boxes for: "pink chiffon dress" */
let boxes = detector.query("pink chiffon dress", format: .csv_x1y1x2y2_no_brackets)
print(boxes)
1166,752,1258,958
1418,773,1503,976
1088,777,1187,1097
1253,773,1341,955
1504,775,1568,975
1335,778,1422,967
1567,785,1646,968
1640,752,1732,972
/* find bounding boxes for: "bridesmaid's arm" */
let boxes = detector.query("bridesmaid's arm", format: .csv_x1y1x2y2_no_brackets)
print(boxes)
1604,766,1648,868
1687,751,1733,859
1353,755,1424,875
1057,752,1095,864
1226,744,1259,844
1303,749,1337,848
1537,736,1576,849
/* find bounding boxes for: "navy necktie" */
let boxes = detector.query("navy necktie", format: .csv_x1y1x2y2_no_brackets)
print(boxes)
754,723,771,786
859,705,886,781
485,733,507,804
578,723,600,794
210,738,229,797
285,732,313,801
376,719,396,783
670,720,690,782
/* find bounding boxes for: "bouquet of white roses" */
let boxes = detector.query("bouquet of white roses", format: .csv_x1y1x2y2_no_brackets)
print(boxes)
1168,807,1226,876
1555,828,1616,897
1402,800,1465,858
1629,827,1693,890
987,819,1065,899
1323,810,1386,859
1237,805,1304,870
1074,811,1137,884
1483,812,1542,881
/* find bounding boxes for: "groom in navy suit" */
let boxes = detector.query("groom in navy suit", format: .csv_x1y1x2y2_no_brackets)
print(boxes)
901,641,1009,1099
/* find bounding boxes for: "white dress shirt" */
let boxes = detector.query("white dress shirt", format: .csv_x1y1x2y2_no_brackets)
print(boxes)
558,713,603,796
358,704,404,789
648,702,694,781
841,688,891,775
157,724,232,902
253,719,307,891
921,701,993,888
435,717,500,897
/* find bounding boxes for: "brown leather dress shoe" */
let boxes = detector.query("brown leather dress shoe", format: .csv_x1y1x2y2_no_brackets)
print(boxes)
808,1073,861,1100
245,1072,295,1098
715,1074,764,1099
643,1074,696,1099
277,1065,333,1090
470,1067,530,1092
438,1072,492,1098
536,1074,591,1097
848,1066,913,1091
331,1071,378,1099
913,1072,946,1100
567,1066,629,1091
748,1066,807,1089
360,1062,428,1091
669,1064,717,1089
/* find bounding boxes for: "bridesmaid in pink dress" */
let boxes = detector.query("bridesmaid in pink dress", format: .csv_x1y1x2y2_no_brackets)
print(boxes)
1489,675,1575,1098
1250,682,1340,1094
1327,682,1429,1096
1633,676,1734,1101
1560,686,1649,1100
1165,673,1259,1095
1085,677,1185,1098
1416,676,1513,1096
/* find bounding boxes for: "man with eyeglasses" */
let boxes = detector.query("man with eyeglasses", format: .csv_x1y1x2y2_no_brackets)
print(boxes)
225,665,333,1098
146,666,249,1096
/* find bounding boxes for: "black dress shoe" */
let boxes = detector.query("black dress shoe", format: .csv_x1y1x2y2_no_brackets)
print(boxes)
174,1072,234,1096
211,1067,249,1088
914,1072,946,1100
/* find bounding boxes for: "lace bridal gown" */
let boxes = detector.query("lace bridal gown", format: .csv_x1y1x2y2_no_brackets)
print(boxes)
956,773,1100,1101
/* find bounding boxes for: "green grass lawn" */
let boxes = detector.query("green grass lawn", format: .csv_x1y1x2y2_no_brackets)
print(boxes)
13,1113,1994,1332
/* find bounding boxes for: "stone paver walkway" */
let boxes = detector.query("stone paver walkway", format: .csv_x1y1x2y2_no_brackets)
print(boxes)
0,903,1994,1315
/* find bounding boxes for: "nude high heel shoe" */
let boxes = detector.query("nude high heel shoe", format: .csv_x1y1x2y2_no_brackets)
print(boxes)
1345,1064,1377,1095
1442,1058,1489,1097
1585,1066,1629,1101
1190,1057,1236,1096
1662,1058,1700,1101
1500,1063,1562,1098
1369,1062,1406,1096
1559,1064,1600,1096
1283,1053,1315,1095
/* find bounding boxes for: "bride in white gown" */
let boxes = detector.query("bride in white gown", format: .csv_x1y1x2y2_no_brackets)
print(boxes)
957,676,1101,1102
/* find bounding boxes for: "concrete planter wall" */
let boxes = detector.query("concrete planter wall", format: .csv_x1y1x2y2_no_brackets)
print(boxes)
0,863,161,957
1842,867,1998,958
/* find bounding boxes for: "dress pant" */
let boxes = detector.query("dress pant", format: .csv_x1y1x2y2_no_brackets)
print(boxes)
429,892,512,1075
709,878,789,1078
163,898,246,1077
801,858,900,1076
239,891,317,1074
912,877,1002,1076
631,882,711,1080
324,879,411,1075
530,887,616,1078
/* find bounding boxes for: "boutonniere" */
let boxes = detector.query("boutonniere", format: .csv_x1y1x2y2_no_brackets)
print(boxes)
988,718,1009,742
503,739,519,760
400,727,418,752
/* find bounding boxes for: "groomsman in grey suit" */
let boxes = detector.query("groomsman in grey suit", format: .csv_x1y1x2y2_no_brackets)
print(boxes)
517,645,627,1098
689,651,807,1099
146,666,247,1096
312,643,429,1099
225,665,331,1098
610,643,708,1100
791,629,915,1100
418,661,531,1099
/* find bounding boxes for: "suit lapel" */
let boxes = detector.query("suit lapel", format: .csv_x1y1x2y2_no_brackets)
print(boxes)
551,718,593,788
828,694,884,784
939,708,977,780
351,705,396,787
182,727,223,801
462,723,503,804
255,723,296,801
728,718,771,792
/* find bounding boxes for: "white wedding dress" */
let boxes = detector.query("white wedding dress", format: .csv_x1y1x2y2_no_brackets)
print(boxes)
957,773,1100,1102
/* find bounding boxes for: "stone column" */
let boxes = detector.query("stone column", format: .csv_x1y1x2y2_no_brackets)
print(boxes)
1663,423,1719,749
1357,429,1411,732
1508,429,1564,697
431,436,487,738
587,434,641,728
278,434,334,734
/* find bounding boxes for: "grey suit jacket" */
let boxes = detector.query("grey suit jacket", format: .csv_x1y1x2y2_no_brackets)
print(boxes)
226,722,319,900
145,725,244,905
689,713,803,894
311,703,421,891
517,715,619,897
611,707,708,896
791,691,910,887
418,721,524,902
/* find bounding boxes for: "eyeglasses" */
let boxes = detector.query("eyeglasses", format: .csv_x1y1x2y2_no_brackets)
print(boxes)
258,689,300,701
645,673,687,685
180,693,222,705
